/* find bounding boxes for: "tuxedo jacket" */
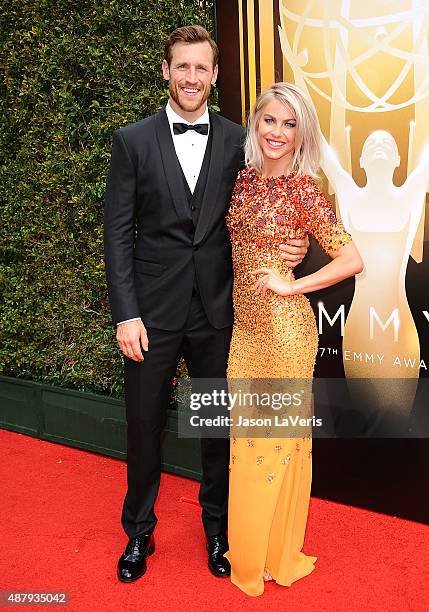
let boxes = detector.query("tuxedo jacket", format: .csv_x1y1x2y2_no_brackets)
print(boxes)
103,108,245,330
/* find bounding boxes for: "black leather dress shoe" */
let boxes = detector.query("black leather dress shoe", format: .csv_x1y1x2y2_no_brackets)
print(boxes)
117,534,155,582
207,533,231,577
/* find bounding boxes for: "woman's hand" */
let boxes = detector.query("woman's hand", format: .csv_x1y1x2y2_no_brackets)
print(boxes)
251,267,297,297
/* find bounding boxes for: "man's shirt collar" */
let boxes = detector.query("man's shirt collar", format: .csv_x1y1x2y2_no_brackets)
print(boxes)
166,100,209,131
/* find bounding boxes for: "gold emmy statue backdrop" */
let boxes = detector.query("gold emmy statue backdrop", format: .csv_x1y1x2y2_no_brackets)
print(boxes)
236,0,429,429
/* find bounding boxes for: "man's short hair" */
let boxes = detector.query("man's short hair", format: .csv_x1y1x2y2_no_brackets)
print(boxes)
164,25,219,67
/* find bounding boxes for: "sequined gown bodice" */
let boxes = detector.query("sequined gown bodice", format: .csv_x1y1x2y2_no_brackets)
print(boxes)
224,167,352,597
226,167,351,378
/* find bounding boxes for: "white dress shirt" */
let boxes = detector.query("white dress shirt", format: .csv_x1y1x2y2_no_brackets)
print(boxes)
165,100,210,193
117,101,210,326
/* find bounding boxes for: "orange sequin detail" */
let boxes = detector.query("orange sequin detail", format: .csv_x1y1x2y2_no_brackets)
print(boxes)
226,167,351,380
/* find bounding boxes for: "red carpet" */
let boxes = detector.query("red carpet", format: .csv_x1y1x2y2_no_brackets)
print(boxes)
1,428,428,612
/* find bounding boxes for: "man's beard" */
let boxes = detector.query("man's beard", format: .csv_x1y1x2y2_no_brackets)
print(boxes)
169,81,211,113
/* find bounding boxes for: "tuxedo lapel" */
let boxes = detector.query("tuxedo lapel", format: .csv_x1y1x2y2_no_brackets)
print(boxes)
193,111,224,245
154,109,193,235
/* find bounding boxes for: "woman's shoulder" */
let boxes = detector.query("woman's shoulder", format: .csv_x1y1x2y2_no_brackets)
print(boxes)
235,166,256,182
292,172,325,198
293,172,320,187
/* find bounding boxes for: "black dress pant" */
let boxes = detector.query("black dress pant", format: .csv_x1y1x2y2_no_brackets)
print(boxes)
121,291,232,539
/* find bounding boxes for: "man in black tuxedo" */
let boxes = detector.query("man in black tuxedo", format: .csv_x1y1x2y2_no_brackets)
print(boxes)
104,25,308,583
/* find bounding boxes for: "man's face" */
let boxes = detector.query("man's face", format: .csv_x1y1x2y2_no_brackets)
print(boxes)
162,41,218,115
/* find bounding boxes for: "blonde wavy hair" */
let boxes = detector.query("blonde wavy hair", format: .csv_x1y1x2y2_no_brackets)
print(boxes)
244,82,321,179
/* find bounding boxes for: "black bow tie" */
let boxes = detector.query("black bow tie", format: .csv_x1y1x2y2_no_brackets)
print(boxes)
173,122,209,136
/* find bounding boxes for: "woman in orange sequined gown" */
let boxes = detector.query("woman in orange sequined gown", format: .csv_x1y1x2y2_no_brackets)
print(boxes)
224,84,363,596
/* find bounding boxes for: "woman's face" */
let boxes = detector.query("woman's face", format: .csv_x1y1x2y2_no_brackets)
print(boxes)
257,98,297,168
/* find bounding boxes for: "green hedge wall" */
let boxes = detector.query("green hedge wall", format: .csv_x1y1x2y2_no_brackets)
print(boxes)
0,0,216,397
